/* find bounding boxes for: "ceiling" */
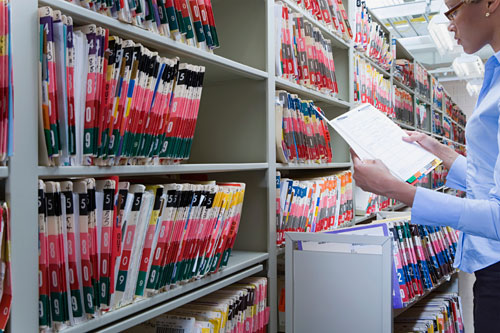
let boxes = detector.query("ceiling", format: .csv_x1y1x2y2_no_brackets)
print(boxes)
364,0,493,82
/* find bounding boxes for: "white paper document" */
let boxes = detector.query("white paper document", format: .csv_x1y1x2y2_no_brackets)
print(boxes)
318,103,442,184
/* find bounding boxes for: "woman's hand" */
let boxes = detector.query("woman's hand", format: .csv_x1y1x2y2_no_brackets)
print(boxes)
402,131,442,155
403,131,459,170
351,149,417,206
350,149,400,196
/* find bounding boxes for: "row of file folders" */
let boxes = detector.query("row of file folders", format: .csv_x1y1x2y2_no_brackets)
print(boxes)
275,170,353,247
39,7,205,166
127,278,269,333
325,219,458,309
0,202,11,333
0,0,13,164
394,292,464,333
65,0,220,51
275,1,345,97
38,178,245,331
275,91,333,164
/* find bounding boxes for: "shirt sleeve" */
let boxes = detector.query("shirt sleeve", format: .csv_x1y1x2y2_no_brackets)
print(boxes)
411,186,500,241
444,155,467,191
411,100,500,241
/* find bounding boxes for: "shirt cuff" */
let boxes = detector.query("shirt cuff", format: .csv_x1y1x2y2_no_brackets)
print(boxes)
445,155,467,191
411,187,462,229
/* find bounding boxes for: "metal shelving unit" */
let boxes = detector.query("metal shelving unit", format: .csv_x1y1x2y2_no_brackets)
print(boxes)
6,1,469,331
11,0,274,331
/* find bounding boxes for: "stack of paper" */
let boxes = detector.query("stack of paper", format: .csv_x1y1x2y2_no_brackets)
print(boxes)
276,170,353,247
275,2,339,96
39,7,206,166
0,0,13,164
126,277,270,333
66,0,220,51
275,91,333,164
394,293,464,333
38,178,246,331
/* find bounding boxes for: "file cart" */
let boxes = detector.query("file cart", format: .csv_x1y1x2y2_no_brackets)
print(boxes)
285,232,393,333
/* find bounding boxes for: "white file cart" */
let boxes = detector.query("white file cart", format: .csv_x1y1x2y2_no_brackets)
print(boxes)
285,232,393,333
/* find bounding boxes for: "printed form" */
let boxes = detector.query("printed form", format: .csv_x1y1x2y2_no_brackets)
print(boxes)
317,103,441,183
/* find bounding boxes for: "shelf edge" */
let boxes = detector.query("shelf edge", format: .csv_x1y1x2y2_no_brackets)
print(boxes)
276,162,351,170
275,77,351,108
100,265,264,332
38,163,269,177
60,251,268,333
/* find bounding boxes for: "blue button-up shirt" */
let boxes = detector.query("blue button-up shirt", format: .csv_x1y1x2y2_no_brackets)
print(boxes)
412,50,500,273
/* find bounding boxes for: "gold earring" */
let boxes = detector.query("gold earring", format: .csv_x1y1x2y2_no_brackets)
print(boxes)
486,12,491,17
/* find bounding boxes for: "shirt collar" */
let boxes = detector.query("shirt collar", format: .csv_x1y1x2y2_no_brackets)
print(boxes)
484,50,500,71
494,49,500,64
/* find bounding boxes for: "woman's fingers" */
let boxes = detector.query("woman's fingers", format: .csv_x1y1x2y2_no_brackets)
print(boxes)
403,131,424,143
350,149,361,165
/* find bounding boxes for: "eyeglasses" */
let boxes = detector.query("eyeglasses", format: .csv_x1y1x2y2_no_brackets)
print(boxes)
444,1,465,21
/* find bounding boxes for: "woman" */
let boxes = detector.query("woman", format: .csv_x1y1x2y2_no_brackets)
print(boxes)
351,0,500,331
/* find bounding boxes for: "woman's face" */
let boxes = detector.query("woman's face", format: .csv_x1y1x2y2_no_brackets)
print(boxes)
445,0,491,54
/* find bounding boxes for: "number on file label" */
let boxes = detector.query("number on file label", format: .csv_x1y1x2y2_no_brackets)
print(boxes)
85,132,91,149
53,299,60,315
83,266,89,281
85,107,92,122
51,271,58,287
